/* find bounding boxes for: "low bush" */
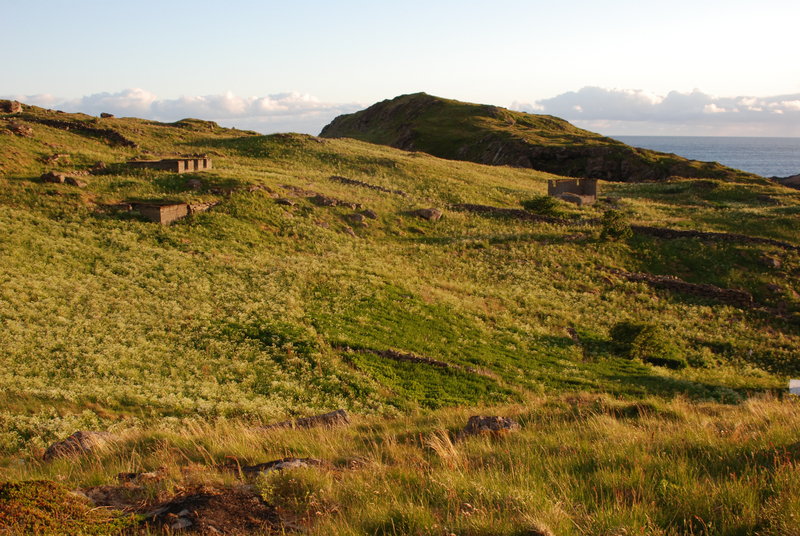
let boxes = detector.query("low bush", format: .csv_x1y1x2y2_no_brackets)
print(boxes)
521,195,562,216
600,209,633,240
611,322,686,369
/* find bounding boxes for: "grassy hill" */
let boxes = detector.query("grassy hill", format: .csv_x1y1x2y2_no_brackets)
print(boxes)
320,93,762,182
2,101,800,534
1,102,799,453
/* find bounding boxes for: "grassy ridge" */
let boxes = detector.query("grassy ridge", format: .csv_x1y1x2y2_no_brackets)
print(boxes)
0,105,799,456
319,93,762,182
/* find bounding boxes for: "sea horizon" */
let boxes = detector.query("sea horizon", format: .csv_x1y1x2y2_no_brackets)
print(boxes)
612,135,800,178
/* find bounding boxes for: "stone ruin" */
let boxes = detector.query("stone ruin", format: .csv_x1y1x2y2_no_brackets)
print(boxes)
0,100,23,113
548,178,598,206
128,157,212,174
117,201,218,225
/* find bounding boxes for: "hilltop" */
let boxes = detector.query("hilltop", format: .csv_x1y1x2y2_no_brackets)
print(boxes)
2,100,800,534
320,93,762,182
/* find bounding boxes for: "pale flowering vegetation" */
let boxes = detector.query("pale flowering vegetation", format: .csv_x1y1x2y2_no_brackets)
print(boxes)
0,106,798,463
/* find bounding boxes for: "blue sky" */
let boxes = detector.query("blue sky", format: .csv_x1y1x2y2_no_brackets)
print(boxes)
3,0,799,135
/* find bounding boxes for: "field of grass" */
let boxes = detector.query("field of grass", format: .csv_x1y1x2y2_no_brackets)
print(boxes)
0,104,799,461
3,395,800,535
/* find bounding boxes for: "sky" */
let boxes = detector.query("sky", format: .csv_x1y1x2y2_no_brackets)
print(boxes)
2,0,799,136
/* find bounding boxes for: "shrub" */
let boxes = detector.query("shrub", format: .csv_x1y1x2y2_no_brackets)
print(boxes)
521,195,562,216
611,322,686,369
599,210,632,241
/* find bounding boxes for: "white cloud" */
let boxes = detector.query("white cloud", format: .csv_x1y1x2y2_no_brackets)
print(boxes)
512,87,800,136
4,88,363,135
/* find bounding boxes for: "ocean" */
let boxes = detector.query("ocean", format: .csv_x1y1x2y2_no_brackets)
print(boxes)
613,136,800,178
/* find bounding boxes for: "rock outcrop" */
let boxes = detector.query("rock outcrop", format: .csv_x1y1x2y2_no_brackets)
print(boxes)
43,431,114,461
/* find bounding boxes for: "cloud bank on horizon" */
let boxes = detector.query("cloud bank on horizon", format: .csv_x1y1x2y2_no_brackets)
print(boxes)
513,87,800,137
7,87,800,137
7,89,363,135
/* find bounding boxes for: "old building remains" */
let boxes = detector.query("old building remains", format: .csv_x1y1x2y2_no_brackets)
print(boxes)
130,201,217,225
128,157,212,173
548,178,598,206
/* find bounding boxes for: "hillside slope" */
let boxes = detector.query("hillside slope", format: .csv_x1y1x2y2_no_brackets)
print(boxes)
320,93,762,182
0,102,799,454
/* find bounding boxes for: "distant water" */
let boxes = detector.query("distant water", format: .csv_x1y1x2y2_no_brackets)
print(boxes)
613,136,800,178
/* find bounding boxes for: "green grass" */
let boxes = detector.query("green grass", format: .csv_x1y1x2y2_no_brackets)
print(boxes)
0,104,798,457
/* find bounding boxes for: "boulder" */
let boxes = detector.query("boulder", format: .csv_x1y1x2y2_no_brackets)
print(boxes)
345,213,367,225
361,209,379,219
99,112,115,118
0,100,22,113
41,171,68,184
275,198,297,206
410,208,443,221
65,177,88,188
461,416,520,436
43,431,114,461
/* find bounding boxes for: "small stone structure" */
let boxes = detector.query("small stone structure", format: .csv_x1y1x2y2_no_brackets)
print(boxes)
548,178,598,206
0,100,23,113
133,203,190,225
128,157,212,173
130,201,218,225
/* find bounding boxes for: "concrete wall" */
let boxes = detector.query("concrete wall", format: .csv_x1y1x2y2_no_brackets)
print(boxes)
134,203,190,225
548,178,598,197
128,158,212,174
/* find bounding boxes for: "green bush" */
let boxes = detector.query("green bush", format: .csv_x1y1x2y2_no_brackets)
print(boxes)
611,322,686,369
521,195,562,216
599,210,632,241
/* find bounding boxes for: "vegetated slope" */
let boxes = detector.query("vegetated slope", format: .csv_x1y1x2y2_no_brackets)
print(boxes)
320,92,762,182
1,103,799,453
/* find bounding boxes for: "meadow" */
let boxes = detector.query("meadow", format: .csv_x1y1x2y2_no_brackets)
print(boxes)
0,105,799,534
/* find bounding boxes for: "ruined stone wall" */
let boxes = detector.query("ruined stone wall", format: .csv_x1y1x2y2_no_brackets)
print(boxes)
548,178,598,197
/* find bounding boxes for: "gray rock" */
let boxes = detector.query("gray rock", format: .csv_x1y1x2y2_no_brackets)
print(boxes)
241,457,323,475
462,416,520,436
43,431,114,461
41,171,68,184
65,177,88,188
100,112,115,118
171,518,193,530
345,213,366,225
410,208,443,221
361,209,378,219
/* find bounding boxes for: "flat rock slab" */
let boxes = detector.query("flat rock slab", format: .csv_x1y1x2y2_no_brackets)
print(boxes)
240,457,324,475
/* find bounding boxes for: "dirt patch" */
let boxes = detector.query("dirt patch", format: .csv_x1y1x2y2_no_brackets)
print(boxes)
142,484,280,535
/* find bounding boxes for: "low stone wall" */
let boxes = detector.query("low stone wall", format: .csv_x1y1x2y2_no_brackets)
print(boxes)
610,268,754,308
632,225,799,252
